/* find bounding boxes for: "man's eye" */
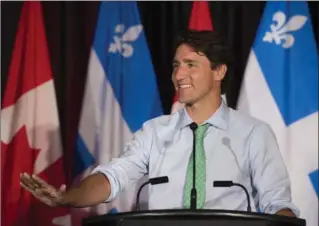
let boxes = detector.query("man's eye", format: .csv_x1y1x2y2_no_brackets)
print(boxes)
187,63,194,68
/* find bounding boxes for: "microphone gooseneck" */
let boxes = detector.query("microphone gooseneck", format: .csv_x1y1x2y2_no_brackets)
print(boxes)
213,180,252,212
136,176,169,211
189,122,198,210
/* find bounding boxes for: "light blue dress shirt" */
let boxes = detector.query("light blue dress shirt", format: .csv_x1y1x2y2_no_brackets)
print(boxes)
92,100,300,215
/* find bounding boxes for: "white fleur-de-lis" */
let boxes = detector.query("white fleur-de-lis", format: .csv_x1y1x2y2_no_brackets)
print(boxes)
108,24,143,57
115,24,125,33
263,11,307,48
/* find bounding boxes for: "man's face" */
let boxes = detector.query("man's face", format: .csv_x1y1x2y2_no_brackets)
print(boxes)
172,44,225,105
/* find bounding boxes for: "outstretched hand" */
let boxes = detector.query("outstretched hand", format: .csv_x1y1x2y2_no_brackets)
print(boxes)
20,172,67,207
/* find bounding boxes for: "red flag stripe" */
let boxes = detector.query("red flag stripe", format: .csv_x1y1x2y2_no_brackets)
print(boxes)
189,1,213,31
2,2,53,109
1,2,70,226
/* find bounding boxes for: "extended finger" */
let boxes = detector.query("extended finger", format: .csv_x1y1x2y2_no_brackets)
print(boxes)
31,174,52,189
20,173,38,190
20,181,36,194
34,186,61,199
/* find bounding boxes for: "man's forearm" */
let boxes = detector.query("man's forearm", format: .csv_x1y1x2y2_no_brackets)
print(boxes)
62,173,111,208
275,209,296,217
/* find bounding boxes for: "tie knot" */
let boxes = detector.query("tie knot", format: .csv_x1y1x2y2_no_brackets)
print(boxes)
195,123,210,139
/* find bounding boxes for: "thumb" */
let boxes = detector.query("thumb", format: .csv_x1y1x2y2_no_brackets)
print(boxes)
59,184,67,192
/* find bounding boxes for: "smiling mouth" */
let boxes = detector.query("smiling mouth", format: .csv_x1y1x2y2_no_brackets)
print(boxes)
178,84,191,89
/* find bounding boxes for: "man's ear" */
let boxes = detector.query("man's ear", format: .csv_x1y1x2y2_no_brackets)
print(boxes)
214,64,227,81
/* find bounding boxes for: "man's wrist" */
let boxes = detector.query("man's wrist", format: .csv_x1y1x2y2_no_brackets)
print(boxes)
59,191,73,207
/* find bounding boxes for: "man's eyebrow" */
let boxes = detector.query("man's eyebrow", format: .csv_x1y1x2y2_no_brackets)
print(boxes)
182,59,199,63
172,58,199,64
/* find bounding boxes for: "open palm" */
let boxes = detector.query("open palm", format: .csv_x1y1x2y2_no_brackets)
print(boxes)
20,172,67,207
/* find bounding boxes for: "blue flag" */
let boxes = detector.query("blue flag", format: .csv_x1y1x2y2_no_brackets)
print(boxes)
238,1,318,225
74,1,163,216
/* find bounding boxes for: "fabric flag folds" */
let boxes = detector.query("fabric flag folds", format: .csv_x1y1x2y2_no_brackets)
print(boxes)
237,2,318,226
74,1,163,217
1,2,70,226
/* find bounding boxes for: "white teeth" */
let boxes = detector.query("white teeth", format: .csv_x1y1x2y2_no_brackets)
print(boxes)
179,85,191,88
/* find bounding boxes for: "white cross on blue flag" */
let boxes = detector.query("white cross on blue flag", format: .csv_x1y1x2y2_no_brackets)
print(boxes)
238,1,318,225
73,1,163,219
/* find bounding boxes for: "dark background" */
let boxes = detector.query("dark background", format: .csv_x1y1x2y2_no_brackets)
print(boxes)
1,1,318,182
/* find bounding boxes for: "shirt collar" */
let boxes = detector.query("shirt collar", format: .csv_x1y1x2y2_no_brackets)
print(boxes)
176,99,229,130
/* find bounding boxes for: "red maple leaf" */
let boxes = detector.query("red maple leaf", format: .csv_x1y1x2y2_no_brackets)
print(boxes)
1,126,40,226
2,126,70,226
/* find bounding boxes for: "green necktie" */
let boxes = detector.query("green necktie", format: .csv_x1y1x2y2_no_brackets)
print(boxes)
183,123,210,209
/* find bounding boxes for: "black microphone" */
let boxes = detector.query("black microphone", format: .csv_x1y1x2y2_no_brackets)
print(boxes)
189,122,198,210
213,180,252,212
136,176,169,211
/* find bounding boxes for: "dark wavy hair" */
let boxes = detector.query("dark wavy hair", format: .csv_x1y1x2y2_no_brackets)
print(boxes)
174,30,231,70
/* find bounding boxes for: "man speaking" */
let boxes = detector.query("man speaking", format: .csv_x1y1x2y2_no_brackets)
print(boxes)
20,30,299,217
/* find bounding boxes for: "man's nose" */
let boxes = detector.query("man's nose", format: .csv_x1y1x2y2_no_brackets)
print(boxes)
174,66,187,81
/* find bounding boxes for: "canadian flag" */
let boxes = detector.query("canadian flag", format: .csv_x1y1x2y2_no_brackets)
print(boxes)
1,2,70,226
171,1,213,113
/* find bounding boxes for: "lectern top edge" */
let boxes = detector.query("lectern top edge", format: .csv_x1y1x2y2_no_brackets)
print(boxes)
82,209,306,226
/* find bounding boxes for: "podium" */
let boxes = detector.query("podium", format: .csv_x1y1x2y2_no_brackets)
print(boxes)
82,209,306,226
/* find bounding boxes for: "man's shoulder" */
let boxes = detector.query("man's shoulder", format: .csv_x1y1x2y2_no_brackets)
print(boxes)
228,107,271,131
143,109,183,129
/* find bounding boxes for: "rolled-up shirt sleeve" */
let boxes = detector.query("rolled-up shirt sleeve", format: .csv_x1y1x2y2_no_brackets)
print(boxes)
248,123,300,216
90,121,154,202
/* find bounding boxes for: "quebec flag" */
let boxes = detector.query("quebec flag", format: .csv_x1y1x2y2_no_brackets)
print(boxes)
237,1,318,226
74,1,162,216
